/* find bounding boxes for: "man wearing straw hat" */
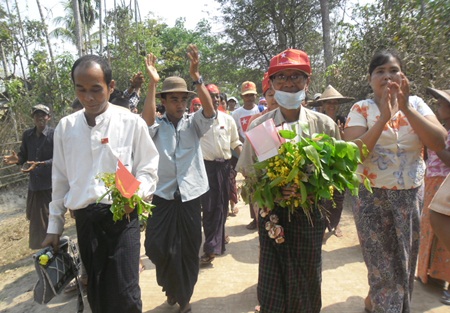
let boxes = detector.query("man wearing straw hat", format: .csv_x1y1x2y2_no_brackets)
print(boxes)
311,85,354,133
312,85,354,240
141,44,215,313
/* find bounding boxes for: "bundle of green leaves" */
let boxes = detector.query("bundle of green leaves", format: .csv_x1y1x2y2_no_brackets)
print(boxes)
242,129,371,221
96,173,155,222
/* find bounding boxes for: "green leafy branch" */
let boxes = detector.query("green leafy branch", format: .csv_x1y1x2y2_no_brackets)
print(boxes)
242,129,372,221
96,173,155,222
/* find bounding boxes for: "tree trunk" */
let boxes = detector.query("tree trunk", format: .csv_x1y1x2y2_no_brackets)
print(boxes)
0,43,9,78
104,0,110,62
36,0,63,109
4,0,27,83
98,0,103,54
113,0,117,47
319,0,333,84
13,0,31,66
73,0,84,56
134,0,139,57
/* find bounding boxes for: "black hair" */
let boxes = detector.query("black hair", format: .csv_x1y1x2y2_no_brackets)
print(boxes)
219,93,227,102
71,98,83,110
156,104,165,114
368,49,403,76
110,95,130,109
109,88,123,101
71,55,112,85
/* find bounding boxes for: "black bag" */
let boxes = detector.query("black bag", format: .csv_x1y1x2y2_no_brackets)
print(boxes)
33,236,84,312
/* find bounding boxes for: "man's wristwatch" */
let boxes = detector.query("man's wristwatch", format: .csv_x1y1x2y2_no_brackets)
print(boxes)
192,76,204,87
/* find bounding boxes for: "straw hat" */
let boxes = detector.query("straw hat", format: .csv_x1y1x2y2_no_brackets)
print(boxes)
156,76,196,97
310,85,354,107
426,87,450,104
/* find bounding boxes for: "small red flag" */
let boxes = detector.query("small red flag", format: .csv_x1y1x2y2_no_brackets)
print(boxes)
115,160,141,198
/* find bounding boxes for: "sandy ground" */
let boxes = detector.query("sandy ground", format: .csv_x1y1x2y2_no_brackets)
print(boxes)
0,182,448,313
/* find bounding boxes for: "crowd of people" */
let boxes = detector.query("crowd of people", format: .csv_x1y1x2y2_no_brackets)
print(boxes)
2,44,450,313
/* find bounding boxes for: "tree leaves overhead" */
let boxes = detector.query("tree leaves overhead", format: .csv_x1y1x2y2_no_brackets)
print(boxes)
332,0,450,112
217,0,322,73
0,0,449,136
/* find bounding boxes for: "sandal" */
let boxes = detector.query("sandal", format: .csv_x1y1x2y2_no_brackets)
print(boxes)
364,295,372,313
167,295,176,306
200,253,215,265
254,305,260,312
179,303,192,313
441,289,450,305
139,263,145,274
229,207,239,216
333,225,343,237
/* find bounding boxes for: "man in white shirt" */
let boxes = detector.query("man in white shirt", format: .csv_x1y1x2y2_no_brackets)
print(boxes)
42,55,159,313
232,81,260,142
200,83,242,265
232,81,260,229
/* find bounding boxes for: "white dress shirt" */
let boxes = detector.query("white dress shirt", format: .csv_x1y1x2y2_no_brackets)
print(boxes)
201,110,242,161
48,104,159,234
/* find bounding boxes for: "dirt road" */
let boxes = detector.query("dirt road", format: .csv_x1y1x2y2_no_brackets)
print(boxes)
0,184,448,312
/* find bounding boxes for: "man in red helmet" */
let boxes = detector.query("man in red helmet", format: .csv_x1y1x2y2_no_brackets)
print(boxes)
237,48,340,313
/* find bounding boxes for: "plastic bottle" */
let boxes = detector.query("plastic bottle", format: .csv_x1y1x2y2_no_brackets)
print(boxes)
38,251,53,266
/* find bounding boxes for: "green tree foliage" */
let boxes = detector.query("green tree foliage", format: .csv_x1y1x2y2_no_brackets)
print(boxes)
215,0,324,94
51,0,98,54
332,0,450,114
1,0,449,127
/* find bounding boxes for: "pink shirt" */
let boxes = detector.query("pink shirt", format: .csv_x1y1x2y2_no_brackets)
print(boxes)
426,129,450,177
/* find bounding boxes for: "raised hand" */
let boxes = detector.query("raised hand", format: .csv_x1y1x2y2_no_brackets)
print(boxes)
3,151,18,165
131,72,145,89
144,53,160,84
393,72,410,113
187,44,200,81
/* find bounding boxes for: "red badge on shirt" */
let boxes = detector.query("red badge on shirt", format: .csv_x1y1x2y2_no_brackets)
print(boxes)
101,138,109,144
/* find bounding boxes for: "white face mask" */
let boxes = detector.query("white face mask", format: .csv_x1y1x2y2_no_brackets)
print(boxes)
274,89,306,110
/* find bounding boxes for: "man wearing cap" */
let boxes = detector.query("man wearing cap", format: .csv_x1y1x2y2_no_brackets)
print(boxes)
227,96,239,113
313,85,354,240
232,81,260,229
199,83,242,266
248,72,280,126
141,45,215,313
190,97,202,113
232,81,260,143
3,104,54,249
258,97,267,112
236,49,340,313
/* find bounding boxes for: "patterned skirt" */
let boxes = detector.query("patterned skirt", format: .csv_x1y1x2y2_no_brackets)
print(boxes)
417,176,450,284
353,186,421,313
257,206,325,313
